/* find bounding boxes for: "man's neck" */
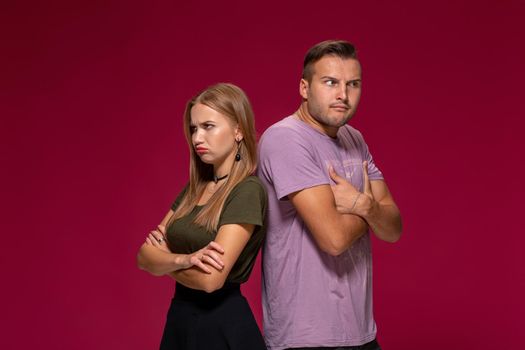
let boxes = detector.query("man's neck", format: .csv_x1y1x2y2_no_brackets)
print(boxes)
294,103,339,138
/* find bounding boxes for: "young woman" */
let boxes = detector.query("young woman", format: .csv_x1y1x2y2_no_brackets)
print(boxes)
137,83,267,349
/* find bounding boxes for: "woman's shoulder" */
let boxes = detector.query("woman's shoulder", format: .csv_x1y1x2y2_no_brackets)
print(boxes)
227,176,266,200
171,182,190,211
235,176,265,191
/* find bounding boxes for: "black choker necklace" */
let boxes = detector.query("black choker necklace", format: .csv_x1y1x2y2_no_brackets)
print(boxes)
213,174,228,184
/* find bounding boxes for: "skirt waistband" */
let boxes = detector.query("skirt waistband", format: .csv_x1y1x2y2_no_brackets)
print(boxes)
174,282,241,303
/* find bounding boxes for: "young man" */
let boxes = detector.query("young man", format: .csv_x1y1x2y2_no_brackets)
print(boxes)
258,40,403,350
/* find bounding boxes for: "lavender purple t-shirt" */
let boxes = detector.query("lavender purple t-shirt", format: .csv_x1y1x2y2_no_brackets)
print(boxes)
257,116,384,350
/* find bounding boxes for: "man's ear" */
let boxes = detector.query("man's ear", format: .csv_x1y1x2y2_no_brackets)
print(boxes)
299,78,309,100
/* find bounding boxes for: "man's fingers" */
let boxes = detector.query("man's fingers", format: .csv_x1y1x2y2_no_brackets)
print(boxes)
363,161,372,195
328,165,343,184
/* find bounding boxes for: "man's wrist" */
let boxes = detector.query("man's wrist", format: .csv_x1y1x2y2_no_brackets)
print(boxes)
360,195,379,220
350,193,361,212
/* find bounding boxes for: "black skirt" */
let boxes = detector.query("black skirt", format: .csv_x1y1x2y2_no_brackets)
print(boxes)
160,283,267,350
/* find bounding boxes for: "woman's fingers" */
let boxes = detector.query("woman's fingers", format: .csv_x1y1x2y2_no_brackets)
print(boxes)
190,255,211,273
185,241,225,273
202,255,224,271
149,231,165,245
147,233,158,246
202,252,224,270
207,241,225,254
204,242,224,268
147,233,158,245
156,225,167,240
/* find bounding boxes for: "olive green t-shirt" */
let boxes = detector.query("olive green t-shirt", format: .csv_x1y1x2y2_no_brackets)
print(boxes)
166,176,267,284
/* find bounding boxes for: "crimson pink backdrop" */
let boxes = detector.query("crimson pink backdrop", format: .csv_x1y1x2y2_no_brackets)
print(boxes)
2,1,524,349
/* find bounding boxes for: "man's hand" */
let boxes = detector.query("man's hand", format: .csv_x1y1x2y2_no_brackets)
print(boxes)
329,161,376,217
330,161,402,242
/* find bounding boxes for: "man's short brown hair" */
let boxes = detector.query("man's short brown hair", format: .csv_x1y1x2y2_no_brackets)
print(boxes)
302,40,358,82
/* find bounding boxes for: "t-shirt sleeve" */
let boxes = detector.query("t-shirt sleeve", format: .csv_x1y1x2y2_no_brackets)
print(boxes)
359,135,384,181
170,184,189,211
258,126,329,200
218,178,267,228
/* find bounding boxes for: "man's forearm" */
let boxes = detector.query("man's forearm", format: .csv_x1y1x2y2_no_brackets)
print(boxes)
363,200,402,242
340,213,370,247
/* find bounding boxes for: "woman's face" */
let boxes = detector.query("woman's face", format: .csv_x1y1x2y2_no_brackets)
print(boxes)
190,103,240,173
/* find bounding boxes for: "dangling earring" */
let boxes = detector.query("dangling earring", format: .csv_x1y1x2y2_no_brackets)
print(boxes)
235,139,242,162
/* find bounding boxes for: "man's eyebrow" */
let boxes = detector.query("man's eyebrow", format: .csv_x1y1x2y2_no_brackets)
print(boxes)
319,76,361,81
320,75,338,80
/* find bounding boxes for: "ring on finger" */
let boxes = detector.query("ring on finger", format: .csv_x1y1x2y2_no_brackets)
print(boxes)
157,237,164,243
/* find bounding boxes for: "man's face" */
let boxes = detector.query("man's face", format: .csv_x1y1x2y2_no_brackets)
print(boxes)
300,56,362,135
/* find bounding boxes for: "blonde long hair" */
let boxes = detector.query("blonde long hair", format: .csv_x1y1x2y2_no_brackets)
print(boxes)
170,83,257,232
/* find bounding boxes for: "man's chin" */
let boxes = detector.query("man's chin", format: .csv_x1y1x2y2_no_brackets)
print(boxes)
326,115,352,127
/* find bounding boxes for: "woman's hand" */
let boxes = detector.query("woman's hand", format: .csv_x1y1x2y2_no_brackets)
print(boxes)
145,225,170,253
145,224,225,273
182,242,225,274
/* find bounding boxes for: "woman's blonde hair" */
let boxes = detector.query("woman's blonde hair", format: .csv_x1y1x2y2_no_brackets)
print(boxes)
169,83,257,232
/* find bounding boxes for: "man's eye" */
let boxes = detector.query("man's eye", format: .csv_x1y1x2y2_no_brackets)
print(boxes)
325,80,336,86
350,81,361,88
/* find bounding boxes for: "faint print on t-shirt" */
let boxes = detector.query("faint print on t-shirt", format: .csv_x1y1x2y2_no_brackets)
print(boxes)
325,158,364,192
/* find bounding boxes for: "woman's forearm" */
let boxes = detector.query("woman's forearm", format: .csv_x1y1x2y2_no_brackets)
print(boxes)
136,243,186,276
168,267,226,293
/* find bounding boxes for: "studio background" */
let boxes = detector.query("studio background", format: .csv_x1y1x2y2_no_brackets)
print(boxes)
1,1,523,349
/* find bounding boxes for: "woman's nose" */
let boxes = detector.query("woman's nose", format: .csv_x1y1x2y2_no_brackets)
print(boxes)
193,129,204,144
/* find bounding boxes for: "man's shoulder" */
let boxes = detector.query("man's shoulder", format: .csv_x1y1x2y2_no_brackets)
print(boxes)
260,116,322,151
261,116,304,138
338,124,369,147
339,123,364,138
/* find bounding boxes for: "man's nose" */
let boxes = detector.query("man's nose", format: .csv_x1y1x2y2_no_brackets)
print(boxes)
336,85,348,101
